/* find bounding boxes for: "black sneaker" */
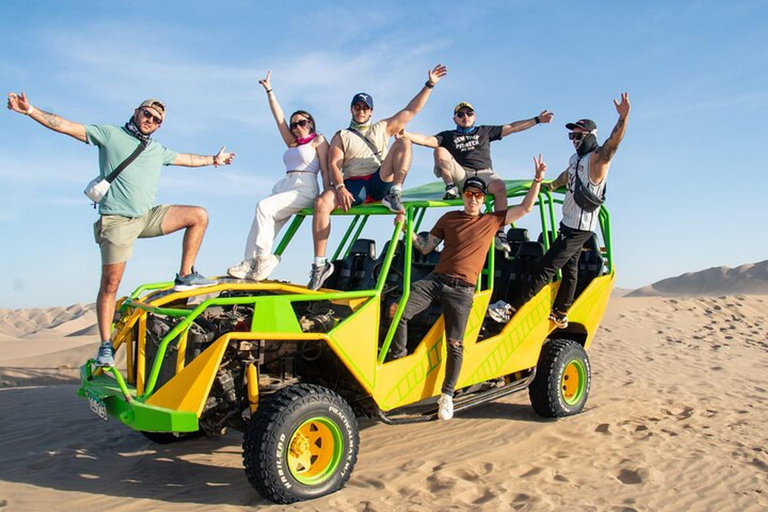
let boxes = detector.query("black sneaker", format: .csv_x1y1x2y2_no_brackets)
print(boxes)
382,188,404,213
443,184,459,200
549,310,569,329
308,261,334,291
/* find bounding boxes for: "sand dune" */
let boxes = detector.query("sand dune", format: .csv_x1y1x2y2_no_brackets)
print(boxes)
0,294,766,511
629,260,768,297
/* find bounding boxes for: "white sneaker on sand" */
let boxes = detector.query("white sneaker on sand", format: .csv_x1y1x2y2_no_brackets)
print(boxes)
227,259,256,279
246,254,280,281
437,393,454,421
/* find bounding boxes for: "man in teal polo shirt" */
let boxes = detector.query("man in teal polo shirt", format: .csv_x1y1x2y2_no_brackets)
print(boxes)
6,92,235,366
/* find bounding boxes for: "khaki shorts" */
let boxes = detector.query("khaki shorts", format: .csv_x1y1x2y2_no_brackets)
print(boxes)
93,205,170,265
433,159,502,189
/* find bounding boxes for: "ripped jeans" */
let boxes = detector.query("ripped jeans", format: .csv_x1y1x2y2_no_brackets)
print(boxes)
391,273,475,396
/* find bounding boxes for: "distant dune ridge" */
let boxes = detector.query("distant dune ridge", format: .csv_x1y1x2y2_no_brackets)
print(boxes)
628,260,768,297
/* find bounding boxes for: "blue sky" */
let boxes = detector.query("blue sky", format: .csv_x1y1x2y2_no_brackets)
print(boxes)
1,0,767,308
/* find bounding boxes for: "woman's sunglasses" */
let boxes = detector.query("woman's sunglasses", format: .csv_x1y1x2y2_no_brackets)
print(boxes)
140,108,162,125
290,119,311,129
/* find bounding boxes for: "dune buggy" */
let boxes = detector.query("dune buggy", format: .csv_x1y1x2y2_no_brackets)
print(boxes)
78,179,614,503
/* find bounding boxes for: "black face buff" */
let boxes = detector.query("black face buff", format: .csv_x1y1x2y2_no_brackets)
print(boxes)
576,132,598,156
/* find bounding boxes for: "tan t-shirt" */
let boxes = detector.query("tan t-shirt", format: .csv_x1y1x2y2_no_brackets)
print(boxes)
430,210,507,285
337,120,390,178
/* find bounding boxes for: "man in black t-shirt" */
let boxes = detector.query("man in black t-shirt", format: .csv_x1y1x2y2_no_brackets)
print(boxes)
402,102,553,250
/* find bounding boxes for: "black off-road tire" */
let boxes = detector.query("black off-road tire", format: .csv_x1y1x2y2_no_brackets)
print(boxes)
529,338,591,418
243,383,359,504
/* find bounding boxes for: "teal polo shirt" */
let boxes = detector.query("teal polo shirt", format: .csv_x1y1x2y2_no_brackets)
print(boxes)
85,125,179,218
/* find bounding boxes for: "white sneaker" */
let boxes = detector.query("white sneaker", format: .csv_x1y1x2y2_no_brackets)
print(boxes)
227,259,256,279
437,393,454,421
246,254,280,281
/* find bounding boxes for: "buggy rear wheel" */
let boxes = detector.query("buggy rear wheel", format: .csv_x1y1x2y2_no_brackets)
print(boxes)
529,338,591,418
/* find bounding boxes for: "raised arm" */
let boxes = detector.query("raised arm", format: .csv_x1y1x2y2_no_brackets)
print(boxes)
592,92,630,182
398,129,438,148
500,109,554,138
7,91,87,142
173,145,236,167
505,155,547,224
259,71,294,147
383,64,448,136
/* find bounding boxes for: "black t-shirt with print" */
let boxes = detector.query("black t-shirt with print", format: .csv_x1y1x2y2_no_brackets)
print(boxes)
434,125,504,171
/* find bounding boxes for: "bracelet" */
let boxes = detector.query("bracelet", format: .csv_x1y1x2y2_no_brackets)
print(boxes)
24,105,35,116
265,89,273,94
424,80,435,89
533,177,543,183
333,182,345,190
211,155,218,166
534,116,541,124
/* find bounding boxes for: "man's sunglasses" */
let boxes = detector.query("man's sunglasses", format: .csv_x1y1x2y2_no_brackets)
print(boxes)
568,132,587,140
455,111,475,119
140,108,162,125
352,104,371,112
463,190,485,200
290,119,311,129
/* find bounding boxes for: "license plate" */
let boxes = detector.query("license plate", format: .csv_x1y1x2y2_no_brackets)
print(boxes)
87,393,108,422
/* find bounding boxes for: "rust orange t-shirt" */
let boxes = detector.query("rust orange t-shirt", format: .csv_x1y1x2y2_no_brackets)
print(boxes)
430,210,506,285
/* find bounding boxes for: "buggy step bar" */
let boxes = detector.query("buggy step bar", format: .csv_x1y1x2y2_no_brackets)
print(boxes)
377,370,536,425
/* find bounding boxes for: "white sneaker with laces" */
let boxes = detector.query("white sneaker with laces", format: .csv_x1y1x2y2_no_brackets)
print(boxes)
246,254,281,281
227,259,256,279
437,393,454,421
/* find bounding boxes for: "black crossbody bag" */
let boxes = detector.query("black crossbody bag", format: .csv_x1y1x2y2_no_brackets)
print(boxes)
571,155,606,212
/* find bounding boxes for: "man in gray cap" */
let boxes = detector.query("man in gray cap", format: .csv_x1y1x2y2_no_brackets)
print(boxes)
509,92,630,329
6,91,236,367
390,156,547,420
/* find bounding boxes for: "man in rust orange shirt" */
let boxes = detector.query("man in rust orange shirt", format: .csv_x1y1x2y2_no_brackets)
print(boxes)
391,156,547,420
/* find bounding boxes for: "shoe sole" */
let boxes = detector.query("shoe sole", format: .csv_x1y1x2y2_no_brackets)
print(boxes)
94,360,115,367
174,282,217,291
227,270,249,279
381,196,404,213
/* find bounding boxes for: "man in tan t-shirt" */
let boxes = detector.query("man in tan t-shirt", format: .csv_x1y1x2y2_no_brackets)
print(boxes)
307,64,448,290
390,157,546,420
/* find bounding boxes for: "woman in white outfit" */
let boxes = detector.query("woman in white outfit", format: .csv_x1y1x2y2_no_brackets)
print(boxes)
228,72,329,281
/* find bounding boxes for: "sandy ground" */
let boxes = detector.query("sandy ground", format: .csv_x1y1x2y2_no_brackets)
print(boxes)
1,293,767,511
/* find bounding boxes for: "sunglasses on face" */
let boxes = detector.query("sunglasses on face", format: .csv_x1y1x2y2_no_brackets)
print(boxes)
352,104,371,112
290,119,311,129
140,108,162,125
463,190,485,200
455,111,475,119
569,132,587,141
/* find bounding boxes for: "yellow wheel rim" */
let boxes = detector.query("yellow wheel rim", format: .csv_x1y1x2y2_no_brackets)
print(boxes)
561,360,586,406
287,417,343,485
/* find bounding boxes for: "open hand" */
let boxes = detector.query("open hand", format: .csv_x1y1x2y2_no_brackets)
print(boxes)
336,186,354,212
7,91,31,114
428,64,448,85
259,71,273,92
214,145,236,166
537,109,554,124
614,92,630,119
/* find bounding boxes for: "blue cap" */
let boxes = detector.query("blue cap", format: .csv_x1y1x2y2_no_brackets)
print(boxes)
351,92,374,109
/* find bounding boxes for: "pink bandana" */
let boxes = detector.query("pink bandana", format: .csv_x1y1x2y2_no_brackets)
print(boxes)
296,133,317,145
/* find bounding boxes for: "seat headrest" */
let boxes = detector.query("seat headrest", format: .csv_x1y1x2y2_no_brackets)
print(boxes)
349,238,376,259
506,227,529,243
518,241,544,258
